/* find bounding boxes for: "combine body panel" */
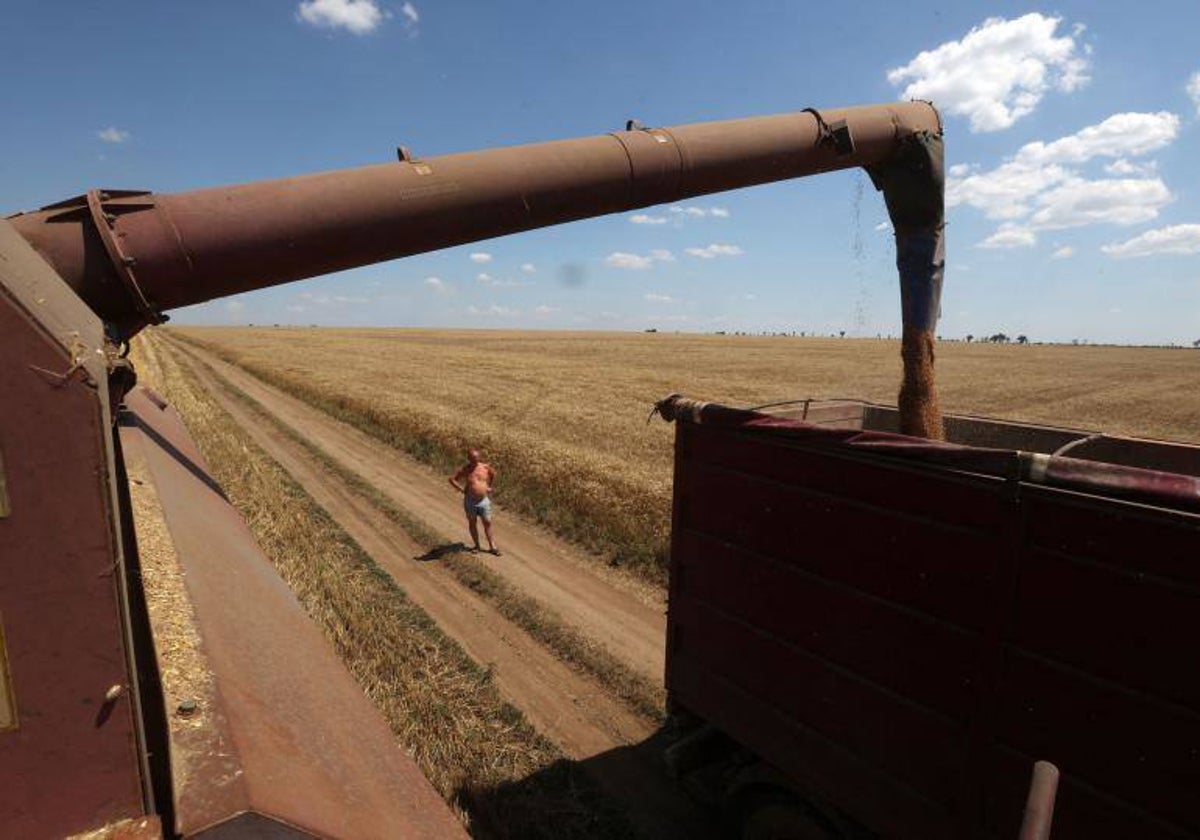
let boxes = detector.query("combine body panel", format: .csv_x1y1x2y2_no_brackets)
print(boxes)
660,396,1200,839
0,219,466,839
0,213,149,839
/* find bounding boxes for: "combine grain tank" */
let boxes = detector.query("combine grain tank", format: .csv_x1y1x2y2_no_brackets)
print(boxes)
1,103,945,836
657,395,1200,839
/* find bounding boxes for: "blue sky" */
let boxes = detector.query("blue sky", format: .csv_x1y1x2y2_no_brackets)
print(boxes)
3,1,1198,344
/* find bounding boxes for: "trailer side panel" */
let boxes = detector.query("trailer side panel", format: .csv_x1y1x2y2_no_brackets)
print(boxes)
666,413,1200,839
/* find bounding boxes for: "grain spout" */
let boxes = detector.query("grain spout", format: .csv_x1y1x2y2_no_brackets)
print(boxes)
868,122,946,439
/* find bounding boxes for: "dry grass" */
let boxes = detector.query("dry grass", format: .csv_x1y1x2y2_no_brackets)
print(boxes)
179,344,666,722
169,327,1200,583
134,333,638,839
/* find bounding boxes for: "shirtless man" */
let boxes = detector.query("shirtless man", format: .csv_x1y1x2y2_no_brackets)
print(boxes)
449,448,500,555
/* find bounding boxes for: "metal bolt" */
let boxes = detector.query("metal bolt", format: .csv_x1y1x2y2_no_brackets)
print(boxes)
104,684,124,703
177,699,198,716
122,256,137,267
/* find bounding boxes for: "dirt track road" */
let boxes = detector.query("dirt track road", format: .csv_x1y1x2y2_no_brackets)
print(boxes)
169,338,715,840
177,339,668,682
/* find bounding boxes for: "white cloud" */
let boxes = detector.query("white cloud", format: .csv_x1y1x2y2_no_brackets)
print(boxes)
669,205,729,219
469,252,493,264
948,112,1178,221
1015,112,1179,167
98,127,130,144
521,263,536,274
298,292,370,305
533,305,557,316
644,293,673,303
467,304,519,317
478,274,531,288
979,224,1037,249
1105,159,1158,177
887,13,1089,132
400,2,418,25
948,112,1178,236
685,243,744,259
743,293,757,300
630,214,669,225
226,300,246,315
606,252,653,270
1030,177,1171,229
424,276,446,292
1188,71,1200,116
874,221,892,232
604,250,673,270
948,160,1069,220
1052,245,1075,259
1101,224,1200,258
297,0,385,34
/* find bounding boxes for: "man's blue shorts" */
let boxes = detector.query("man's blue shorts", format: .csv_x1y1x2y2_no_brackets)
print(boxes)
464,495,492,521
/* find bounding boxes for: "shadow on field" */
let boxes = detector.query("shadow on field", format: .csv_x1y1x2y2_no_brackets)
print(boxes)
415,541,470,562
459,728,722,840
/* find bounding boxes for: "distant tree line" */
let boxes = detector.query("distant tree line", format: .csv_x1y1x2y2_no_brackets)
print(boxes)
964,334,1028,344
702,332,1200,347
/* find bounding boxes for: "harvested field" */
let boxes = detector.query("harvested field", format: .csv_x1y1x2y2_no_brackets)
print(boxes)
170,326,1200,583
179,342,666,721
132,334,643,839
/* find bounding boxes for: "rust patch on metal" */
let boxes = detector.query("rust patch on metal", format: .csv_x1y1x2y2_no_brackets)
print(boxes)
0,447,8,518
65,814,161,840
0,614,16,732
397,180,461,200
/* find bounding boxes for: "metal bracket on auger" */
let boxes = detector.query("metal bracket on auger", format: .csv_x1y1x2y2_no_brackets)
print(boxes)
84,190,166,332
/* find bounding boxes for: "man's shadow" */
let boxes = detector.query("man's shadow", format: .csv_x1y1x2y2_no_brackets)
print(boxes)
415,542,470,562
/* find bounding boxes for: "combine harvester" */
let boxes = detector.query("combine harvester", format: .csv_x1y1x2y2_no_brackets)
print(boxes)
1,99,1194,838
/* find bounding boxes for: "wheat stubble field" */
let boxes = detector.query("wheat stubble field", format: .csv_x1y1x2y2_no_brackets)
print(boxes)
171,326,1200,582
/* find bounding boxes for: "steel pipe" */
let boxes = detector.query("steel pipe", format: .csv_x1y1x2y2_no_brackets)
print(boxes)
8,102,940,335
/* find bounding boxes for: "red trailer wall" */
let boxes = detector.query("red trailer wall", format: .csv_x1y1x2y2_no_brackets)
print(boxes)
666,415,1200,839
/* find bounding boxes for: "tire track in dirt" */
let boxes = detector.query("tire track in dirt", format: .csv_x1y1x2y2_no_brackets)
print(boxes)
171,341,716,840
174,337,669,685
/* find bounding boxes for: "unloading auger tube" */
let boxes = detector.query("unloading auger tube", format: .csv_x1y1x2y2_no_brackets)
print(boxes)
6,101,946,438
